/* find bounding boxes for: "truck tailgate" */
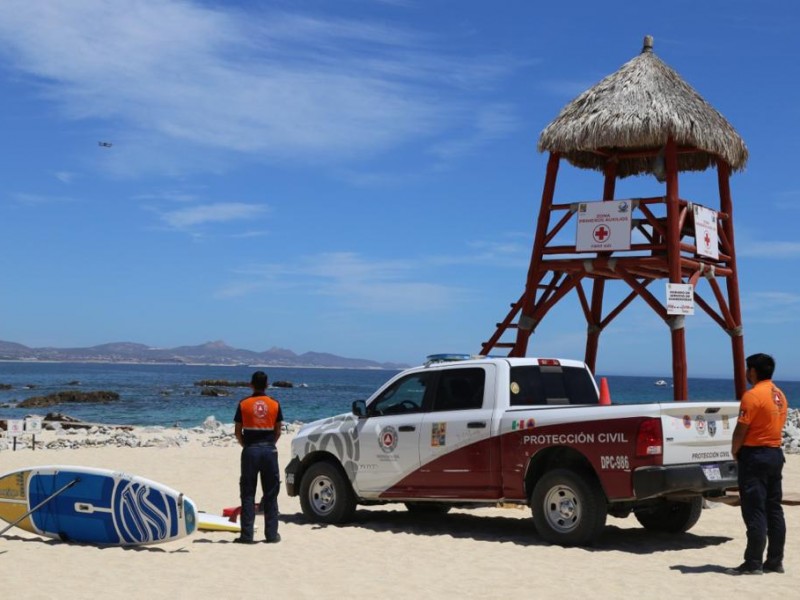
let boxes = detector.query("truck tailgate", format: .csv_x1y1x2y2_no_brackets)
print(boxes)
659,401,739,465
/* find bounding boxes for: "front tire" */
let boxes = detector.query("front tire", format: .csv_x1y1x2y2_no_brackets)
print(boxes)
299,461,356,524
531,468,607,546
634,497,703,533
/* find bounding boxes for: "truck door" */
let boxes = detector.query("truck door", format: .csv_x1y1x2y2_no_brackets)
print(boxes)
417,365,500,499
354,371,430,495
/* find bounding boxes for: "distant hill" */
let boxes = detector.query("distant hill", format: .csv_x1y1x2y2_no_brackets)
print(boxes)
0,340,408,370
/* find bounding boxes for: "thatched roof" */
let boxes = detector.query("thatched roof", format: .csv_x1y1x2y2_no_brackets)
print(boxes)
538,36,748,177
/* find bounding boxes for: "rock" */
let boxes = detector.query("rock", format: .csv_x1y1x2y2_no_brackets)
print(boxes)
18,390,120,408
203,416,222,430
194,379,249,388
272,380,293,388
200,387,229,397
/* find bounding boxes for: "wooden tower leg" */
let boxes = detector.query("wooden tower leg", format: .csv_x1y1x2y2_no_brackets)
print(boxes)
512,153,560,357
585,161,618,374
584,281,604,374
718,162,747,398
665,137,688,400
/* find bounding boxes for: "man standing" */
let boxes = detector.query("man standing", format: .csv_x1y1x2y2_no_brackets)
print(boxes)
727,353,788,575
233,370,283,544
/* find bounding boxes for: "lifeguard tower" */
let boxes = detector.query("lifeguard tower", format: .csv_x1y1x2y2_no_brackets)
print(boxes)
481,36,749,401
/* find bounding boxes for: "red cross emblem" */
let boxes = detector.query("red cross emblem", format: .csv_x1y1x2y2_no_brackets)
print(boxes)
704,231,711,247
592,224,610,243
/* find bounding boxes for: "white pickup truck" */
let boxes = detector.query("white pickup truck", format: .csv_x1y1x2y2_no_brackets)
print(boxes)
285,356,739,546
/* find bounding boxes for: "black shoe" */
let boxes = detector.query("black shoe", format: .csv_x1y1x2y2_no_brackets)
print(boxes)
265,534,281,544
763,561,784,574
232,536,256,544
725,563,763,575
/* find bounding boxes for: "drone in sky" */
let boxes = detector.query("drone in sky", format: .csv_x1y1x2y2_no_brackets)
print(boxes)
98,141,113,148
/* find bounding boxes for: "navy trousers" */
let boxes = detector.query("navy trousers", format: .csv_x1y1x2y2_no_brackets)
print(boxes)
737,446,786,567
239,442,280,540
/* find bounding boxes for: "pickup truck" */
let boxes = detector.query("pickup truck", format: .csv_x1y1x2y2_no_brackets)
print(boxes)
284,356,739,546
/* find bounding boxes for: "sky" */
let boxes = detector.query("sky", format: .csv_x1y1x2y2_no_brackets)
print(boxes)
0,0,798,380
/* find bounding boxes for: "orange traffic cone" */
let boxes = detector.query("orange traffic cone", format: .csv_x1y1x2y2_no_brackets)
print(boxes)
599,377,611,405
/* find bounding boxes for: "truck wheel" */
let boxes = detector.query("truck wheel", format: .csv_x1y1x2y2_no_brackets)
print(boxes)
531,468,607,546
299,461,356,524
634,497,703,533
404,502,452,515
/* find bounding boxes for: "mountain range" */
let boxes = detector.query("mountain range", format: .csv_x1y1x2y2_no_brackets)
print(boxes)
0,340,409,370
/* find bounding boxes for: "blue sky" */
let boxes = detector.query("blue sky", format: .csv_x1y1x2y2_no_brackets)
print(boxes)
0,1,798,380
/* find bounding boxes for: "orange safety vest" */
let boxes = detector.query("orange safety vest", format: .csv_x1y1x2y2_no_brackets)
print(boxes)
739,380,788,448
239,395,281,431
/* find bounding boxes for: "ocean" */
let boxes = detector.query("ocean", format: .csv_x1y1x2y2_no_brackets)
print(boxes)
1,362,798,428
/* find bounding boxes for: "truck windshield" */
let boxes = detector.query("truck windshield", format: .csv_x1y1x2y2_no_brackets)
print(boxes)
509,365,598,406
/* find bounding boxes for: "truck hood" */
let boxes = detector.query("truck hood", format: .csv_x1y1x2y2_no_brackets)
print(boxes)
292,412,361,458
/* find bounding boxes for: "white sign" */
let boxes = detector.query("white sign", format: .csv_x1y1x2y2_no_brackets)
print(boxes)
576,200,632,252
667,283,695,315
693,204,719,260
7,419,24,438
25,416,43,435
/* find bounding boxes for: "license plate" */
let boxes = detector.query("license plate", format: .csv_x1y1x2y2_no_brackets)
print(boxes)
286,474,295,484
703,465,722,481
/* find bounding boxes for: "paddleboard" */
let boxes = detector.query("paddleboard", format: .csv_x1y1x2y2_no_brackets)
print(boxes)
0,465,197,546
197,512,242,533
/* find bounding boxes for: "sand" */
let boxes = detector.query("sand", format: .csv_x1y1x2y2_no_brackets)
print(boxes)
1,428,797,599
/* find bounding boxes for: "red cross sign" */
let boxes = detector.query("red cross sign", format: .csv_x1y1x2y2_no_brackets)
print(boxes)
593,224,610,243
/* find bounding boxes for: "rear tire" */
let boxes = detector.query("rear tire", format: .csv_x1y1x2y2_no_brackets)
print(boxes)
634,497,703,533
299,462,356,524
531,468,607,546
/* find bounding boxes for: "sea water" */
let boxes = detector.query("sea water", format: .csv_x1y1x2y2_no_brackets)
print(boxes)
1,362,798,428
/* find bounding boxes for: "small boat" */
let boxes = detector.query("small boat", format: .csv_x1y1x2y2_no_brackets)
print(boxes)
654,379,668,387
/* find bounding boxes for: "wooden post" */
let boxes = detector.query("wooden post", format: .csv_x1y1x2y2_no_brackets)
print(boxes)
665,137,688,400
513,152,561,357
717,161,746,398
585,160,617,373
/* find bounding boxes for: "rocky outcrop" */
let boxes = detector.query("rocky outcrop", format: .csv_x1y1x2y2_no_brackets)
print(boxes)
17,390,120,408
194,379,249,388
42,412,133,431
784,409,800,454
194,379,294,388
200,387,230,397
0,416,300,451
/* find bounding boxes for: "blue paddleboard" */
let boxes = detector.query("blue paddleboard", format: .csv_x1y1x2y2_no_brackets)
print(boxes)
0,465,197,546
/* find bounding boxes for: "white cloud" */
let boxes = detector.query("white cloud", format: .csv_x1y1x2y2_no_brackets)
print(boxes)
429,103,521,160
158,202,268,229
738,240,800,258
539,78,599,99
134,190,201,203
221,251,464,312
10,192,76,205
745,291,800,309
54,171,76,183
742,291,800,325
773,189,800,210
730,225,800,258
0,1,520,172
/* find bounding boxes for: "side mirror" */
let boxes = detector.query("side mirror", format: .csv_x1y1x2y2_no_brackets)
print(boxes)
352,400,367,417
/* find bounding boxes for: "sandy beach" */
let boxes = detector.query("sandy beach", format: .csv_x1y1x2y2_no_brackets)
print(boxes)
1,426,797,599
